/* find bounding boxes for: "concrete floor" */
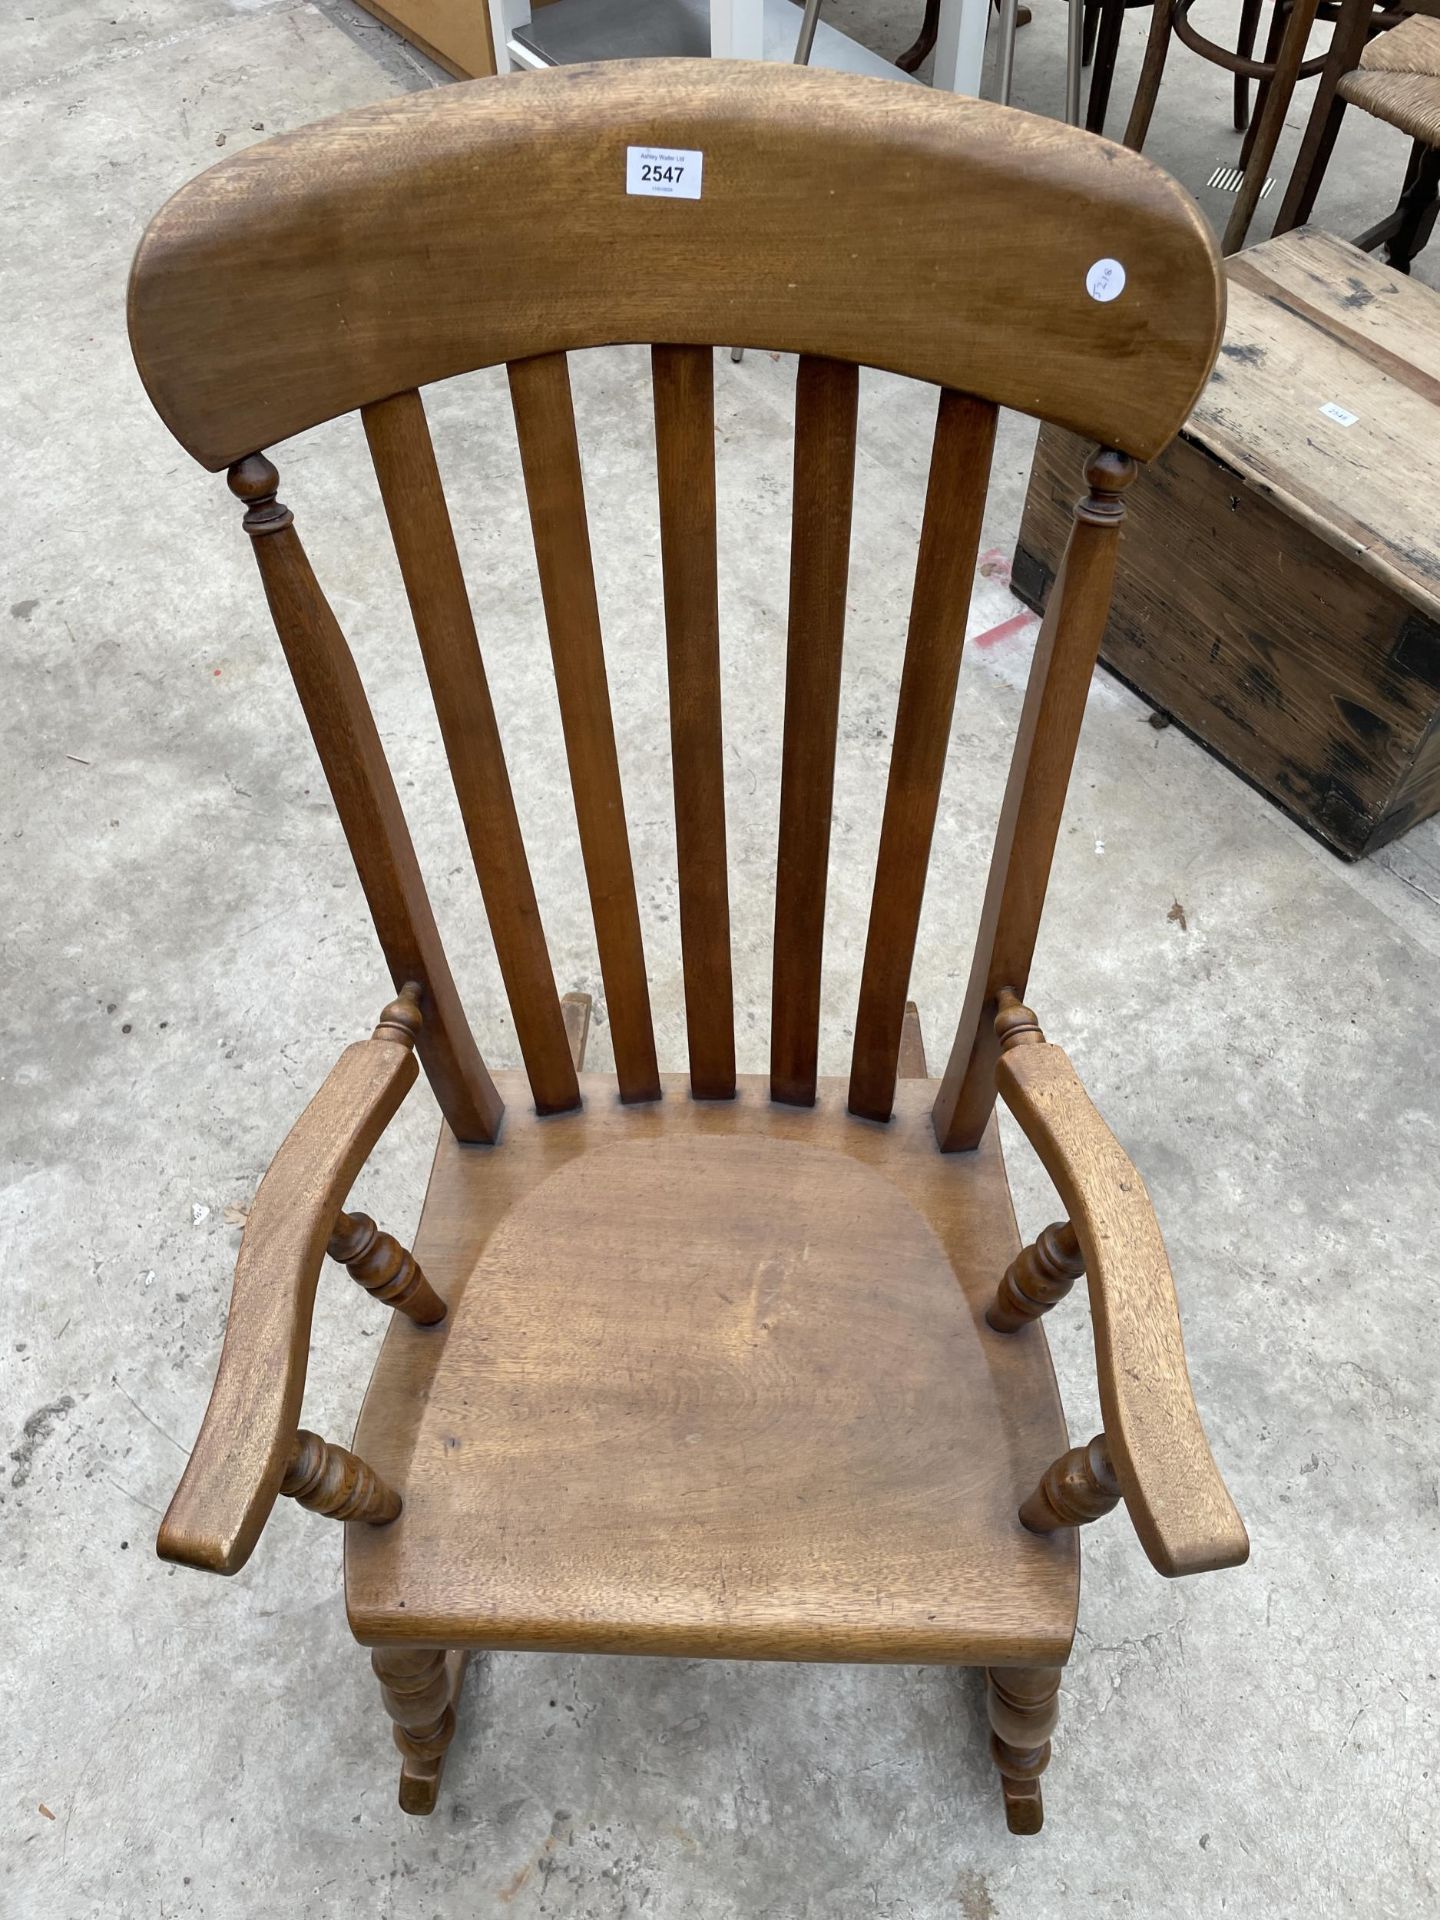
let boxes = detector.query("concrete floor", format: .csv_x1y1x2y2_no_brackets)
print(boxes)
5,1,1439,1914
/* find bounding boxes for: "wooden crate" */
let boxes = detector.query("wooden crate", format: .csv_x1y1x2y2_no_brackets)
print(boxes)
1012,228,1440,859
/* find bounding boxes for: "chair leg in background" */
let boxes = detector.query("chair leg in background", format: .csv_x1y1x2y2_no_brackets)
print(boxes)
1233,0,1264,127
1239,0,1289,170
1085,0,1128,133
896,0,942,71
1082,0,1102,66
1271,0,1367,236
1355,138,1440,273
1122,0,1176,148
1224,0,1321,250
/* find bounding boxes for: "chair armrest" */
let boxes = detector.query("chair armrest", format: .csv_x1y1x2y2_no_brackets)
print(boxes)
156,991,422,1575
996,1033,1249,1579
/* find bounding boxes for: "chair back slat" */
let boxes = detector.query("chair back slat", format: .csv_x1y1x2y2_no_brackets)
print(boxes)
770,355,861,1108
227,456,503,1145
651,344,736,1101
932,450,1137,1151
132,71,1227,1133
507,351,662,1105
848,391,997,1122
362,391,581,1117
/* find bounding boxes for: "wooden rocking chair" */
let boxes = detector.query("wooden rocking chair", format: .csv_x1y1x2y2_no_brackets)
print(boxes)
129,61,1247,1833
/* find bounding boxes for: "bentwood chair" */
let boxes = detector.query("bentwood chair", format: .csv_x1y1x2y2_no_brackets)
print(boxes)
130,61,1248,1832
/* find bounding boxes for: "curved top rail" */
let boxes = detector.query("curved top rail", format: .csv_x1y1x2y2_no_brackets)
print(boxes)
129,61,1224,470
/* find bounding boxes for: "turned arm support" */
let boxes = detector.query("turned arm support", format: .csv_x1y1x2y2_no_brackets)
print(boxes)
993,993,1249,1578
157,987,430,1576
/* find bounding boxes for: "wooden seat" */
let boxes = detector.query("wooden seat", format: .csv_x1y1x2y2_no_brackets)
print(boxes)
347,1074,1077,1664
131,61,1248,1837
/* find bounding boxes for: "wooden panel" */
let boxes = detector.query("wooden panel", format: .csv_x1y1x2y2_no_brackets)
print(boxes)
129,62,1224,472
1015,421,1440,857
231,461,502,1143
770,357,859,1107
347,0,497,78
347,1073,1077,1664
848,390,996,1122
363,390,579,1116
1201,242,1440,626
507,352,660,1104
652,343,735,1100
933,451,1135,1152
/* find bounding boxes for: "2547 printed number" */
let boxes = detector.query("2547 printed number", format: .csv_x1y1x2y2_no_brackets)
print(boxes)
626,145,703,199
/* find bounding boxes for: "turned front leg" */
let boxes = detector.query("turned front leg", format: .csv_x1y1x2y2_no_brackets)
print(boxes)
372,1647,467,1815
986,1666,1062,1834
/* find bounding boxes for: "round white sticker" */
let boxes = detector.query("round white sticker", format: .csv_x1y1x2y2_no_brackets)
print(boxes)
1086,258,1127,303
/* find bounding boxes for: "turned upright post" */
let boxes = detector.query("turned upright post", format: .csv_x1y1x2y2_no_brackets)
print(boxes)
227,454,503,1146
933,450,1136,1153
324,985,448,1326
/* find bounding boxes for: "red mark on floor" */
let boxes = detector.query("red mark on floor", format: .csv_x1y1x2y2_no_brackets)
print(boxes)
977,548,1012,583
972,610,1035,650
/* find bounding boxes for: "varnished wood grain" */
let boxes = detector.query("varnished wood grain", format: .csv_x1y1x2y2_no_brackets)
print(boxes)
771,356,859,1108
1019,1434,1122,1532
347,1073,1078,1663
157,1002,422,1574
508,352,660,1104
371,1646,467,1816
129,64,1225,473
363,389,579,1117
329,1209,446,1326
849,390,996,1122
988,1220,1084,1333
228,457,502,1143
932,449,1135,1152
652,343,735,1101
282,1429,402,1525
997,1037,1249,1577
986,1666,1061,1834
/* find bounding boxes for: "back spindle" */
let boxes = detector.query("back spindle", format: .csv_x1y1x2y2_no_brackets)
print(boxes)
362,390,580,1118
848,389,998,1122
653,344,736,1101
507,354,661,1104
770,355,860,1107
